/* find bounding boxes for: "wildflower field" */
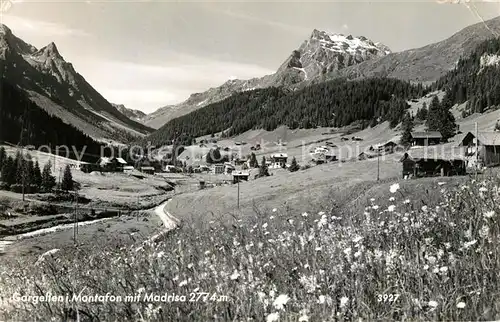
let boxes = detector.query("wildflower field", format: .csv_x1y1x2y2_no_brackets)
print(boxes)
1,176,499,321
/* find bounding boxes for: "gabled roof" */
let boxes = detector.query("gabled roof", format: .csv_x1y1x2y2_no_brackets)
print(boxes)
271,153,288,158
399,147,466,162
410,131,443,139
116,157,128,164
458,131,500,147
476,132,500,146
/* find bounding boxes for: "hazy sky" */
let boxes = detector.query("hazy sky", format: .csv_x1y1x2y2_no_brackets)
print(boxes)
1,1,500,113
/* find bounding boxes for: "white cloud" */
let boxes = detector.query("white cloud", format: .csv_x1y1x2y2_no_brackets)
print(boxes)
1,15,90,37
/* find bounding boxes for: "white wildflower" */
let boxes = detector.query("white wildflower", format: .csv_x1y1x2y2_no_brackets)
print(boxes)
262,223,268,229
230,270,240,280
298,314,309,322
390,183,400,193
439,266,448,273
372,205,380,210
273,294,290,310
179,280,188,287
387,205,396,212
339,296,349,308
421,205,428,212
428,300,438,308
484,210,495,218
479,187,488,192
456,302,466,309
318,295,326,304
404,199,411,204
389,196,395,201
353,236,363,243
272,208,277,212
266,312,279,322
302,212,309,217
157,251,165,258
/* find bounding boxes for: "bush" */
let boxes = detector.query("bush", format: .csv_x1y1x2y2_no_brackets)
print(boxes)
9,184,23,193
0,181,10,191
28,203,57,216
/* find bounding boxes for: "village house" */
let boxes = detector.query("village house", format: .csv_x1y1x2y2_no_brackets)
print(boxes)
270,153,288,169
458,132,500,168
374,141,399,154
123,165,135,173
212,164,225,175
96,157,128,172
232,171,250,184
224,162,235,174
140,166,155,175
410,131,443,146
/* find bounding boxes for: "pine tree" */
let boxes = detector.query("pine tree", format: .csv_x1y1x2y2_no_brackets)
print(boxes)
33,161,42,188
1,156,16,186
61,165,73,191
289,157,300,172
426,94,457,141
0,147,6,167
400,112,414,146
416,102,428,120
249,153,259,168
426,96,442,132
41,163,56,192
259,156,269,177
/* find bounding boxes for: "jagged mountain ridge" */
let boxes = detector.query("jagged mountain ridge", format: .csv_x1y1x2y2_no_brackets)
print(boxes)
317,16,500,83
0,24,153,143
112,103,147,122
143,30,391,129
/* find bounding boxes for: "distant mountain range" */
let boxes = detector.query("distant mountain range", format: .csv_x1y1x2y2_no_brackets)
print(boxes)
144,16,500,129
142,30,391,129
0,24,153,144
112,103,147,122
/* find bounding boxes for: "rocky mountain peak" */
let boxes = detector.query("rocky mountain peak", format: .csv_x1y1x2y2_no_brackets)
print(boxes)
36,42,62,59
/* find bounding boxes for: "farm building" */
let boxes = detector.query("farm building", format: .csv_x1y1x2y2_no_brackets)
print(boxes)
123,165,135,173
224,162,235,174
96,157,128,172
213,164,225,174
140,166,155,175
270,153,288,169
458,132,500,168
400,152,466,178
374,141,399,153
232,171,250,184
358,151,379,161
410,131,443,146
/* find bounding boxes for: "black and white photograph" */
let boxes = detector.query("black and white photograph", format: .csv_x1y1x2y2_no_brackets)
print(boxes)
0,0,500,320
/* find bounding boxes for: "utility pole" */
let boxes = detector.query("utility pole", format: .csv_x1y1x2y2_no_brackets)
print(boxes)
377,149,380,181
475,122,478,178
73,191,78,244
237,179,240,209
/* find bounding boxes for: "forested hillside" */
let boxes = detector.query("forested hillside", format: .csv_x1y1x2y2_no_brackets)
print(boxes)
433,38,500,117
145,78,425,146
0,81,103,162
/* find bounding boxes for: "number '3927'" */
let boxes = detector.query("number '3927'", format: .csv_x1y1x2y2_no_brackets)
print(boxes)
377,293,400,303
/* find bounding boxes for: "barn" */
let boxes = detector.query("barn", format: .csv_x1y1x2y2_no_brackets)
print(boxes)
458,132,500,168
400,152,466,178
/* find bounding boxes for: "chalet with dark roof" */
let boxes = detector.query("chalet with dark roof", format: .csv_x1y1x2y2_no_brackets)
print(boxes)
410,131,443,146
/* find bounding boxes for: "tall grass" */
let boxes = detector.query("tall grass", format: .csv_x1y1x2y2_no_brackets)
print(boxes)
1,176,499,321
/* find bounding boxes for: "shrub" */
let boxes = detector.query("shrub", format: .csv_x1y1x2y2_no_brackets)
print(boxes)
28,203,57,216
